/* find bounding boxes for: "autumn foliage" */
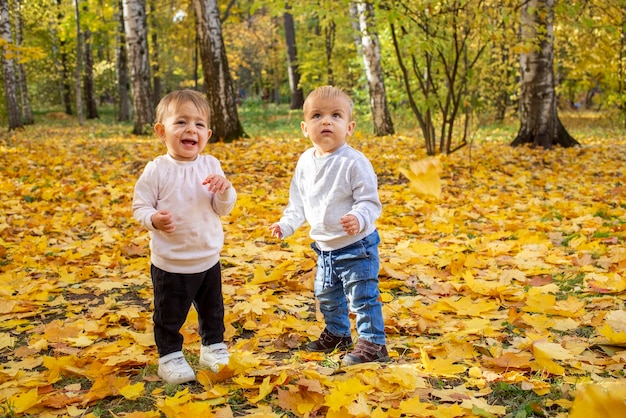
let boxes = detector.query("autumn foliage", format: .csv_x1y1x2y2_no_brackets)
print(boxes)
1,117,625,417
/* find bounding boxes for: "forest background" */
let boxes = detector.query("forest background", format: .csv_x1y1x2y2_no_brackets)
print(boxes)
1,0,626,417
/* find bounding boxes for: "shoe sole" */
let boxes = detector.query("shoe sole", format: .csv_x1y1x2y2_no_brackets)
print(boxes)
157,371,196,384
341,355,390,367
305,342,353,353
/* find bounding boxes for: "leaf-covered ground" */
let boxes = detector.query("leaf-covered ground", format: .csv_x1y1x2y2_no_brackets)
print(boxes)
1,115,625,417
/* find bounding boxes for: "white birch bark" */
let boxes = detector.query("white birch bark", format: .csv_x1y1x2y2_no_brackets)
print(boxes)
513,0,577,148
192,0,244,141
122,0,153,134
0,0,22,129
13,0,32,124
351,1,394,136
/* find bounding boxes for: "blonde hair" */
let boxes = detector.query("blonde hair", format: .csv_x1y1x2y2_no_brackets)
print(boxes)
155,90,211,124
303,85,354,120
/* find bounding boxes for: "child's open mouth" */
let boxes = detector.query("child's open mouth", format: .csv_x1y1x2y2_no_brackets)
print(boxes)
182,139,198,146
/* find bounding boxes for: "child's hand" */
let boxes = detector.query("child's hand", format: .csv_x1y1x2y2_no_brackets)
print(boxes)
152,210,176,232
202,174,231,194
341,214,360,235
269,223,283,239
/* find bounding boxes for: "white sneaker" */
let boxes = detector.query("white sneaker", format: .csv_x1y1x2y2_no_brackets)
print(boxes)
199,342,230,372
158,351,196,384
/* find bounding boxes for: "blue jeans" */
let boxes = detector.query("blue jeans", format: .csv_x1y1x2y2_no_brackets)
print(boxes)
311,230,386,346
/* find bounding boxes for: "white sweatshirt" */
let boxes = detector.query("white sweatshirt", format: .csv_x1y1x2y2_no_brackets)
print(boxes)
133,153,237,274
277,144,382,251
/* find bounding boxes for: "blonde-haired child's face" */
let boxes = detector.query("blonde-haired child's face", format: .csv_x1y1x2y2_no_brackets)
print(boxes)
301,96,355,157
154,101,212,161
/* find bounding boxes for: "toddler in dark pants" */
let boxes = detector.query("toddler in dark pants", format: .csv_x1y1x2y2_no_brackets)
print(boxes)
133,90,237,383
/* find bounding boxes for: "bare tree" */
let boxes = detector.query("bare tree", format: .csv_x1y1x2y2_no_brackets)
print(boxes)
283,10,304,109
192,0,244,142
389,0,493,155
350,1,394,136
83,27,99,119
123,0,154,134
511,0,578,148
0,0,22,130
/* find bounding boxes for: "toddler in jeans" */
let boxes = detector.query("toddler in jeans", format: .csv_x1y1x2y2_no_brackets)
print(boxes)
269,85,388,366
133,90,237,383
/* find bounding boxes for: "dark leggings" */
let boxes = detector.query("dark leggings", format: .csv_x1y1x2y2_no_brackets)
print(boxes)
151,263,225,357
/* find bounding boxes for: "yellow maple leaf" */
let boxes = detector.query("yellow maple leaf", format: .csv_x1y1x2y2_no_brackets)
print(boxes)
438,295,500,317
398,396,438,416
532,340,572,375
570,382,626,418
325,377,368,412
119,382,144,400
248,375,276,404
346,392,371,416
66,335,94,348
421,348,467,376
0,332,15,350
232,295,270,316
598,324,626,345
398,157,442,199
8,388,39,414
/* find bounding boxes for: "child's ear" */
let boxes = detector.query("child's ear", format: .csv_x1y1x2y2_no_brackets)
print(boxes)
346,120,356,136
207,129,213,141
154,123,165,138
300,121,309,137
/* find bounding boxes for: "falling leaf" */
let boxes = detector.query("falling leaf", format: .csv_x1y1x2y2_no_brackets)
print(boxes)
398,157,442,199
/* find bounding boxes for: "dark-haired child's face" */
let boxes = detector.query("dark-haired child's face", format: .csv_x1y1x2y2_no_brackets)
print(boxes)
154,102,212,161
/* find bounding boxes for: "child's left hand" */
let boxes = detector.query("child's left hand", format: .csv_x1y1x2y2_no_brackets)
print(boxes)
202,174,231,194
341,214,360,235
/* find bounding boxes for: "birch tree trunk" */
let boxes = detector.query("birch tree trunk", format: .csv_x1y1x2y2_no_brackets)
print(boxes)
511,0,578,148
53,0,72,114
283,10,304,110
192,0,244,142
13,0,33,125
116,0,132,122
350,1,394,136
123,0,154,134
0,0,23,130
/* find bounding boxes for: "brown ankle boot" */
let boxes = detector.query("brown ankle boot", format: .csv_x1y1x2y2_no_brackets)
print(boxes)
342,339,389,366
305,328,352,353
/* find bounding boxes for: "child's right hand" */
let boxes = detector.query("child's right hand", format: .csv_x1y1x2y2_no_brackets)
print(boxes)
152,210,176,232
268,223,283,239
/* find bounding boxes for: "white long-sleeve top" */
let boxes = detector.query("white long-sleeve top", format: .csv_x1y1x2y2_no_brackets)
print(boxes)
132,153,237,274
277,144,382,251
